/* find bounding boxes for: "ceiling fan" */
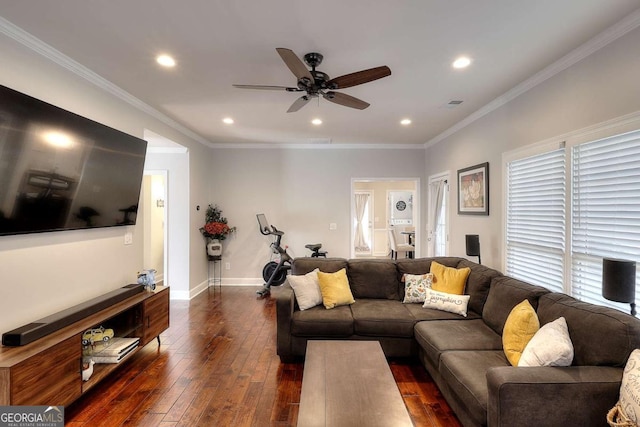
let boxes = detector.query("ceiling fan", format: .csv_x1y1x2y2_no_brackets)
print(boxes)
233,48,391,113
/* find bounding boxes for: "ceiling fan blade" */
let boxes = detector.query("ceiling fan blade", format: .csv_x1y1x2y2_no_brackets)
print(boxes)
287,95,312,113
327,66,391,89
276,48,315,85
323,92,370,110
233,84,301,91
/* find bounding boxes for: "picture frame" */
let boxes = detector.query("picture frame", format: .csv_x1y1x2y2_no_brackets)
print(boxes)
457,162,489,215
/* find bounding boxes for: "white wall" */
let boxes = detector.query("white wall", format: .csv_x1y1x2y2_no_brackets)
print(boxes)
0,33,208,333
426,25,640,270
205,147,426,284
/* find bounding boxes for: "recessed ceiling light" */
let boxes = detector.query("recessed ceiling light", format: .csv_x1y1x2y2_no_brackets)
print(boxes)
311,118,322,125
400,119,412,126
452,56,471,69
156,54,176,68
222,117,234,125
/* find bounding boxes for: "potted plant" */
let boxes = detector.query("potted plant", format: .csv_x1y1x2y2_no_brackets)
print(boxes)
200,204,236,257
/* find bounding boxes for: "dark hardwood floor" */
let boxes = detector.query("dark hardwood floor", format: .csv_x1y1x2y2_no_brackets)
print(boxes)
66,286,461,426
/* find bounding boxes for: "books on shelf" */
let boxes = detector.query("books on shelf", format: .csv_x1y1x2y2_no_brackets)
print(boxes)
90,337,140,364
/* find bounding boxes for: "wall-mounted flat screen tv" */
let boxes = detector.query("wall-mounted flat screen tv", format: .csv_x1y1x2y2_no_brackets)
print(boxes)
0,84,148,236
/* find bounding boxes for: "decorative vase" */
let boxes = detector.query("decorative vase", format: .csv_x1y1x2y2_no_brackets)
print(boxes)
207,239,222,257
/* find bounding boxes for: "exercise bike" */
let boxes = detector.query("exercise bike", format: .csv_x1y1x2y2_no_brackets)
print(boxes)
256,214,327,297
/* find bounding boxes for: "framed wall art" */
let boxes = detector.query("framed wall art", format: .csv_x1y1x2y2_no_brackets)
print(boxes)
457,162,489,215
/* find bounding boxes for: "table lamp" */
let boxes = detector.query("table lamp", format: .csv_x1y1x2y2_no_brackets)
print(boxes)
602,257,636,316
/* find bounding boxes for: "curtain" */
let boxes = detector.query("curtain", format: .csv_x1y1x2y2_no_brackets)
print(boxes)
354,193,370,252
428,180,445,256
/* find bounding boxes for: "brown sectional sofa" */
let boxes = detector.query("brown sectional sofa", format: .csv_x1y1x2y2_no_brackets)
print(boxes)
274,256,640,427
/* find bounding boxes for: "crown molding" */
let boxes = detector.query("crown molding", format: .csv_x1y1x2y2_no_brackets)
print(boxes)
208,142,425,150
425,8,640,149
0,16,211,147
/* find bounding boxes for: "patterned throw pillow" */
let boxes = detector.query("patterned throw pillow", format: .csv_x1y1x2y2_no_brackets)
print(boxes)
615,349,640,424
402,273,433,303
422,288,470,316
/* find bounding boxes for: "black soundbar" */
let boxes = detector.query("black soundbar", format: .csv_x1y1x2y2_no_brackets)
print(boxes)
2,283,145,346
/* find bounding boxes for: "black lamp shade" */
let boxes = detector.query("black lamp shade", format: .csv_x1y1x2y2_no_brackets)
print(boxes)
465,235,480,257
602,258,636,303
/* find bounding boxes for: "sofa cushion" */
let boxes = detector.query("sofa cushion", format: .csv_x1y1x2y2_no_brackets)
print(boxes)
440,350,510,427
502,300,540,366
291,257,348,275
317,268,355,309
347,259,400,299
287,268,322,310
519,316,574,367
414,319,503,368
396,258,463,299
291,305,353,337
482,276,550,335
430,261,470,294
456,259,503,315
422,289,470,317
537,293,640,367
405,303,481,321
350,300,415,337
402,273,433,303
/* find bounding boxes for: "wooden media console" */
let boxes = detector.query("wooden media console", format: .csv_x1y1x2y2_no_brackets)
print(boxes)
0,285,169,406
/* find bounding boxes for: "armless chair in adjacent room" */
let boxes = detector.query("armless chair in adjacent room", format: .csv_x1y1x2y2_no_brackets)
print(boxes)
389,228,414,259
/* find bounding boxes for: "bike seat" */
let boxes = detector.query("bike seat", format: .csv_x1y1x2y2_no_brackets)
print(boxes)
305,243,322,251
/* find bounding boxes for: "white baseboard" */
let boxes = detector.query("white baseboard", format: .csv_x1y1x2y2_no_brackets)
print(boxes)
170,278,264,300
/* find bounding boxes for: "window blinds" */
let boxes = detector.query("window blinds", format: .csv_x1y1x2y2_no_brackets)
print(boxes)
506,149,566,292
571,130,640,309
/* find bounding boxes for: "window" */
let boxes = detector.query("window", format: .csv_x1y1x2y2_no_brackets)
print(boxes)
571,130,640,309
506,148,566,292
505,129,640,311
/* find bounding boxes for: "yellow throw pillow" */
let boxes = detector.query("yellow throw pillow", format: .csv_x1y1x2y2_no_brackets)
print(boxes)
317,268,355,309
503,300,540,366
429,261,470,295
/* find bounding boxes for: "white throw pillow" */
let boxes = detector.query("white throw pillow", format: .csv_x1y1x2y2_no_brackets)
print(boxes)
403,273,433,303
288,268,322,310
518,317,574,367
422,288,470,317
617,349,640,424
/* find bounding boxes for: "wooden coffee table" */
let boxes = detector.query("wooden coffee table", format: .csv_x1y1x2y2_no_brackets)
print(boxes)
297,340,413,427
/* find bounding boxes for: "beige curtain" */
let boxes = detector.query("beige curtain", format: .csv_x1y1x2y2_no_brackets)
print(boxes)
428,179,446,256
354,193,370,252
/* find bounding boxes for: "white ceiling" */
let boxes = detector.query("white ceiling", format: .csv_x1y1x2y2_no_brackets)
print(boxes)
1,1,639,147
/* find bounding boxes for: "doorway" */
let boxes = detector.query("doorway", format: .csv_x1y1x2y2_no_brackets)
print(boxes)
351,178,420,259
141,171,167,284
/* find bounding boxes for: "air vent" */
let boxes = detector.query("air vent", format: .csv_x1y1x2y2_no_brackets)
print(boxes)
441,100,464,109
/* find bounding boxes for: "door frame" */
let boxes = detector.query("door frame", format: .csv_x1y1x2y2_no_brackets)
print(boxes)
350,178,420,259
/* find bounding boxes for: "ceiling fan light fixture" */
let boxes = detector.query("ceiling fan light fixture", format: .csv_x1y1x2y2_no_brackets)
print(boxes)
452,56,471,69
311,118,322,125
400,118,412,126
156,54,176,68
222,117,234,124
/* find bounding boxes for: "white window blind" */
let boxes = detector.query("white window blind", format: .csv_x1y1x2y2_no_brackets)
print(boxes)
506,149,566,292
571,130,640,309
